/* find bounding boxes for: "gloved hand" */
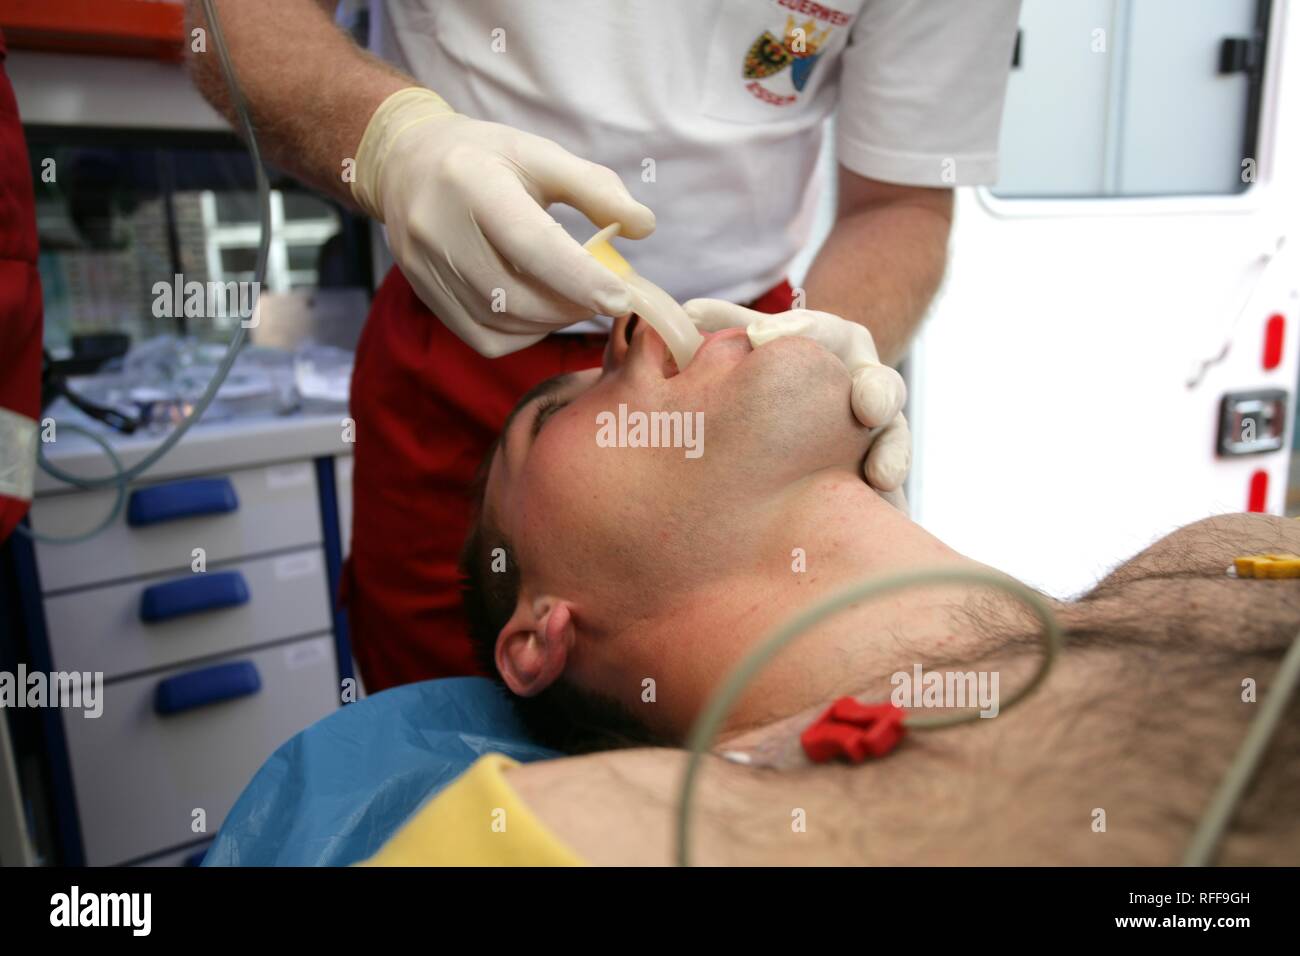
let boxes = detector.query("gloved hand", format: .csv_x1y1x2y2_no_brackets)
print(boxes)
683,299,912,492
352,88,655,357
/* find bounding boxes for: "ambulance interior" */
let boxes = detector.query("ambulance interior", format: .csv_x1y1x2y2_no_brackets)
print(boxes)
0,0,1297,868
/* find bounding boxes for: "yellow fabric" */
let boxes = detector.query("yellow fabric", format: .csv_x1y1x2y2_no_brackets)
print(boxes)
360,753,586,867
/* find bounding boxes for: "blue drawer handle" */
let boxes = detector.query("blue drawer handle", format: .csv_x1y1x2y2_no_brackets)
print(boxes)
154,661,261,716
139,571,249,623
128,477,238,527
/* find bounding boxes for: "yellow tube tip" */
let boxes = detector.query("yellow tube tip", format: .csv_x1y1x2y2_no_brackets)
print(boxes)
584,223,634,279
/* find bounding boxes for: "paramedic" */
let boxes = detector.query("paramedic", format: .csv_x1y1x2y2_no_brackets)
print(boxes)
185,0,1022,691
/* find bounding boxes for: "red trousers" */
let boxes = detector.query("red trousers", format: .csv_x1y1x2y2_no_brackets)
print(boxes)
0,29,44,544
344,265,794,692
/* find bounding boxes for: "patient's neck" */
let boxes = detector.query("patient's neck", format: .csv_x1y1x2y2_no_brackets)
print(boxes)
625,467,1025,742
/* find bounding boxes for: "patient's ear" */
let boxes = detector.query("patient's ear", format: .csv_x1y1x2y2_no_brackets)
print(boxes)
496,598,577,698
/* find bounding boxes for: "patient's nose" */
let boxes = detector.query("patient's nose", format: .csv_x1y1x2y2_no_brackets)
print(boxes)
603,314,639,371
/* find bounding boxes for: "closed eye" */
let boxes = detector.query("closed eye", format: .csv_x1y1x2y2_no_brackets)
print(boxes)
530,395,569,440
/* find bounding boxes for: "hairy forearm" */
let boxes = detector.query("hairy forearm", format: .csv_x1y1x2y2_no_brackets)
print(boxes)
802,195,952,366
184,0,412,206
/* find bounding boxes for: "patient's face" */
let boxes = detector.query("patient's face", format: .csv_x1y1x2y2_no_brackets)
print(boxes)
484,315,870,609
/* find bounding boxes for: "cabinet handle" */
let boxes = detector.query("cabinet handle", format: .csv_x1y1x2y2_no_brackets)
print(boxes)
128,478,238,527
154,661,261,716
139,571,249,623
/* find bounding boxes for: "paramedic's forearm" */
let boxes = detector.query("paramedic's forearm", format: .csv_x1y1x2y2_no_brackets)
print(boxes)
184,0,411,206
803,187,953,366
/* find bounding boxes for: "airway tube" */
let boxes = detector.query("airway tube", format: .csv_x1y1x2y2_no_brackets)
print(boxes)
622,274,704,370
582,223,703,369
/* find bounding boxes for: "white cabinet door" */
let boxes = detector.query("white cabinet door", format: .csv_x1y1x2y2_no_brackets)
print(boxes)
1120,0,1261,195
994,0,1118,197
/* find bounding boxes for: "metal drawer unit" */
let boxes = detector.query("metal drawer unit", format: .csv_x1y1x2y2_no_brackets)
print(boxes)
30,462,322,592
43,549,331,681
62,636,338,867
9,449,354,866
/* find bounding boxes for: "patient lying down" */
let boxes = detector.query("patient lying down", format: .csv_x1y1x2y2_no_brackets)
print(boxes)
439,313,1300,866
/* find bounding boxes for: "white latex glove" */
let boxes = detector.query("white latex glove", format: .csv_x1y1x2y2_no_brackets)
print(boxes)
682,299,912,492
352,88,655,357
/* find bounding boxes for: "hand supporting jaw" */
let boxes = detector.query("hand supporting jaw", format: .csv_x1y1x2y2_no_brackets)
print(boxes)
684,298,912,496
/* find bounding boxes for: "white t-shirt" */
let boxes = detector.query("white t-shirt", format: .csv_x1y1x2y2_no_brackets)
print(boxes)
371,0,1020,315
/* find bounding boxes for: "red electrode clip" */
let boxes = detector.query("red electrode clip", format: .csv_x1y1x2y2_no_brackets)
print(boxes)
800,697,906,764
